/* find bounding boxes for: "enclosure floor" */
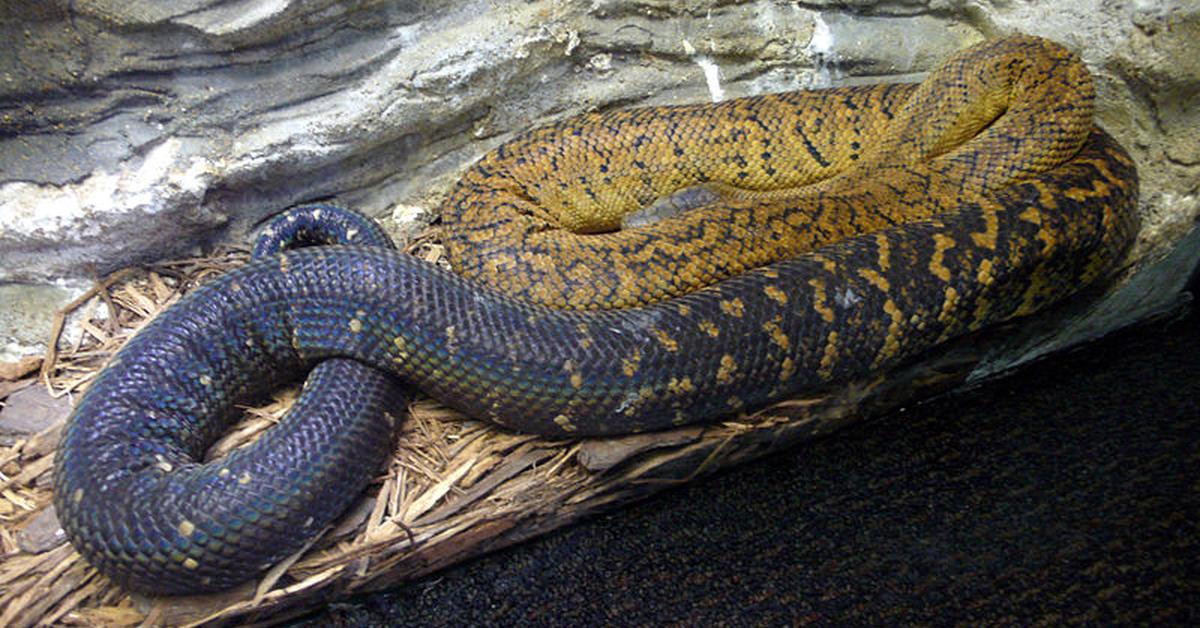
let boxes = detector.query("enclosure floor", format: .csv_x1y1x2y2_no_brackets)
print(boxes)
297,304,1200,625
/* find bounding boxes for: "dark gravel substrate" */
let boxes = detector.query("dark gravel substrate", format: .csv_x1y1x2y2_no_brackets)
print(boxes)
294,303,1199,626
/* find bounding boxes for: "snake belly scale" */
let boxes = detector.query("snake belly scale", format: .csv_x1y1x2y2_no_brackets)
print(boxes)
53,35,1139,594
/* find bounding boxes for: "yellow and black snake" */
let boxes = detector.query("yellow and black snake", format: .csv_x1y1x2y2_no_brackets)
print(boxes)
53,35,1139,594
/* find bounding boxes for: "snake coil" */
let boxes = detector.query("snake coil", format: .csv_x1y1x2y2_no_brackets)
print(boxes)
54,35,1138,594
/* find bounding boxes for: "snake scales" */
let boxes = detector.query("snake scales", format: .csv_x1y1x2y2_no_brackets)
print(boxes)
53,35,1138,594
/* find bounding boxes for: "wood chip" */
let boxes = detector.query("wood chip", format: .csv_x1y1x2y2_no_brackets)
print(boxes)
414,446,554,526
577,427,705,473
400,456,475,522
15,505,65,554
0,386,72,447
0,357,42,382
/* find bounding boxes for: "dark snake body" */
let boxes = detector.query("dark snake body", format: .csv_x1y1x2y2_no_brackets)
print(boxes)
53,36,1139,594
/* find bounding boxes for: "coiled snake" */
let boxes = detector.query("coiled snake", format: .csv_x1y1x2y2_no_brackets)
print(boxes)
53,35,1139,594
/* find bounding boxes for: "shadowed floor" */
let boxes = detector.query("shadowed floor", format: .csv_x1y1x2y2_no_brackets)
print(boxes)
296,300,1199,626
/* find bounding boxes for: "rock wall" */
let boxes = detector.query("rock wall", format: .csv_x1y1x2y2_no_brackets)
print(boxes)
2,0,1198,359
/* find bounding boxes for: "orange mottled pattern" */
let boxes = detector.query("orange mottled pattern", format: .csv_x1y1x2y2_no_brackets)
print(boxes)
442,35,1098,310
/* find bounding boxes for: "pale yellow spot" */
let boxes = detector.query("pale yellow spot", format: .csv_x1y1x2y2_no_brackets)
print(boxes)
761,317,790,351
811,254,838,274
874,233,892,271
667,377,695,395
1065,180,1109,202
818,331,839,380
778,356,796,383
570,373,584,389
651,328,679,352
808,278,835,323
720,297,745,318
1029,215,1059,254
621,350,642,377
1035,184,1060,211
72,488,83,503
576,323,593,350
676,303,691,317
857,268,890,293
976,259,995,285
938,286,961,325
716,354,738,384
239,472,252,485
183,557,199,570
698,319,720,338
929,233,956,282
874,299,905,367
1019,206,1043,225
971,208,999,250
392,336,411,360
553,415,577,433
218,468,231,478
279,255,291,274
763,285,788,306
621,386,656,416
230,282,242,292
348,319,363,333
198,374,212,387
178,520,195,538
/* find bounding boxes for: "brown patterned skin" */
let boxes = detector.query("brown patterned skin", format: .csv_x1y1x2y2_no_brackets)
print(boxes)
52,34,1139,595
443,35,1100,309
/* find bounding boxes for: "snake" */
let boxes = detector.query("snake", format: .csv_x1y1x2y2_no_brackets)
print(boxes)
52,35,1139,595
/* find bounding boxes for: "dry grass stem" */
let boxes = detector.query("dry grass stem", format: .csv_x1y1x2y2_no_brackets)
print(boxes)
0,241,994,626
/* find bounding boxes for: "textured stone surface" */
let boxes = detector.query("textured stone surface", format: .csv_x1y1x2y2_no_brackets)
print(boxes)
16,506,66,555
0,282,88,361
0,385,71,446
1,0,1198,360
